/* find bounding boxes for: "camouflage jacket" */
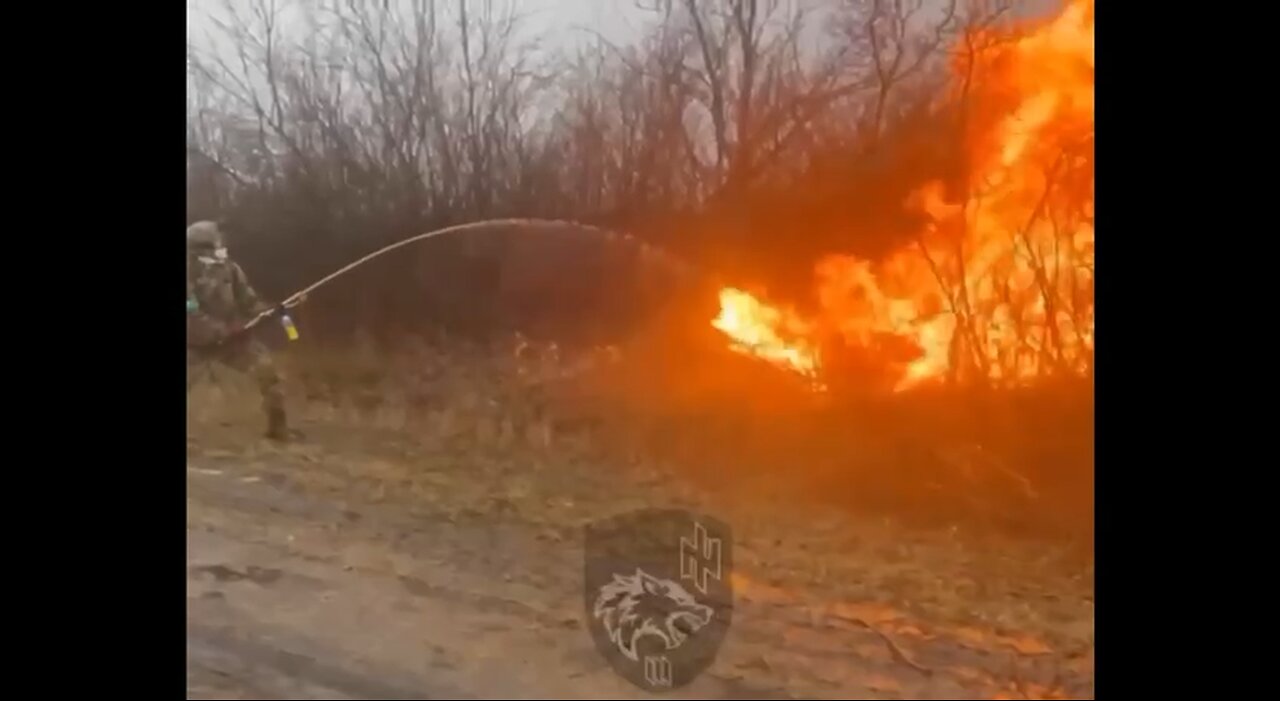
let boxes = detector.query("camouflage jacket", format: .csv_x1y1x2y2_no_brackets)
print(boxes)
187,252,266,346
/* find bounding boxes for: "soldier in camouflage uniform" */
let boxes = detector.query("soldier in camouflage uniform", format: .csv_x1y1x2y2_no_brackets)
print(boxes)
186,221,292,440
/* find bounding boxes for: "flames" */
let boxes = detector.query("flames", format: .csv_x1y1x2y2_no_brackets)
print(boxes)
712,0,1094,392
711,287,822,379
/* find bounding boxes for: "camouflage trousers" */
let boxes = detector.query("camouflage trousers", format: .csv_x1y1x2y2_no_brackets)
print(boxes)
187,338,285,418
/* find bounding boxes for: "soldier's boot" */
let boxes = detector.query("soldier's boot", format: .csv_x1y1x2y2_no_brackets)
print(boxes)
266,406,290,441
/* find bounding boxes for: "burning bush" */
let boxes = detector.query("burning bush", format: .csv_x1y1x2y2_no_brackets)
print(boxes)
711,0,1094,393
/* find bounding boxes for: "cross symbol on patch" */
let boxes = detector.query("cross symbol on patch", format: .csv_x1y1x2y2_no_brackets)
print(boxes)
679,521,721,595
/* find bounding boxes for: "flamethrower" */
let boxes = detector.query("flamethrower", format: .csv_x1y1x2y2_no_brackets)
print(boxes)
196,218,699,348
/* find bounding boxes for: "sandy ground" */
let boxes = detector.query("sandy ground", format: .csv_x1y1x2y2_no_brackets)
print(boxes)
186,412,1093,700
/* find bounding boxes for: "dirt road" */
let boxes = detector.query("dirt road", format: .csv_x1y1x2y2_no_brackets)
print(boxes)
186,419,1093,699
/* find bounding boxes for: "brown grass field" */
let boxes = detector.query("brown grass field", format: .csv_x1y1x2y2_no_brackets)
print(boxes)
187,332,1093,699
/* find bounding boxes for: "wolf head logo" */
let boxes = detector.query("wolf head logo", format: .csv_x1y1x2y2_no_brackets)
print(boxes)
584,509,733,691
592,568,714,662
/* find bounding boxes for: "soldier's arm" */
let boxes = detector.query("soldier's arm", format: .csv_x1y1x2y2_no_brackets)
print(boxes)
231,263,271,317
187,279,227,346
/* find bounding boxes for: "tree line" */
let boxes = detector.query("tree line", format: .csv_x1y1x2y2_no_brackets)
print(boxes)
187,0,1069,361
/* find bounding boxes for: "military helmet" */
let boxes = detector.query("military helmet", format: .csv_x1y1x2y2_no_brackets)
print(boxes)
186,220,224,250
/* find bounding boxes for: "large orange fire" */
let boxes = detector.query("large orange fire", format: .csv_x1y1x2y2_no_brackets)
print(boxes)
711,287,822,379
712,0,1094,392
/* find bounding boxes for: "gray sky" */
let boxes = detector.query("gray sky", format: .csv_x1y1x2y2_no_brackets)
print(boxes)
187,0,657,60
188,0,1065,50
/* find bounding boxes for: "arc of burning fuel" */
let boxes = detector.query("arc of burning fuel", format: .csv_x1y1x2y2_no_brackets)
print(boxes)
239,217,700,334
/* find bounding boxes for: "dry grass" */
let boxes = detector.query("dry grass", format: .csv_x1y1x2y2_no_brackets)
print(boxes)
189,329,1093,545
188,333,1094,698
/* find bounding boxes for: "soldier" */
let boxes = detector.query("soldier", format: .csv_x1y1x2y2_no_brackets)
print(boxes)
186,220,294,441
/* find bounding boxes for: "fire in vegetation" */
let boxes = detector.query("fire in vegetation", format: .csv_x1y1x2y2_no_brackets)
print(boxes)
712,0,1094,392
711,287,821,380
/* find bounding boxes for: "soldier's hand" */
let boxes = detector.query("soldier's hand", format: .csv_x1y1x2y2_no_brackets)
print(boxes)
216,321,245,343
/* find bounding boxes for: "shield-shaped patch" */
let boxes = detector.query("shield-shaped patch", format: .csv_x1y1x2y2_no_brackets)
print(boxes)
584,508,734,692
